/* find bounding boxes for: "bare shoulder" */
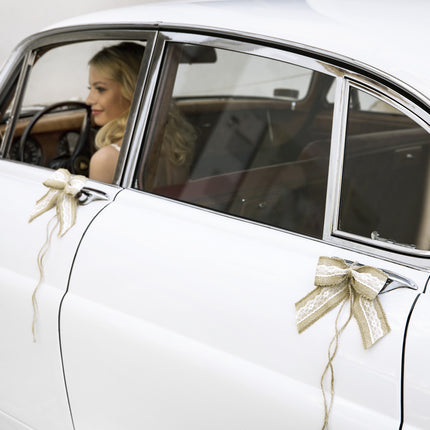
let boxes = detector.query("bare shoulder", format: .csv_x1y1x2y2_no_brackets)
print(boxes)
89,145,121,183
92,144,120,161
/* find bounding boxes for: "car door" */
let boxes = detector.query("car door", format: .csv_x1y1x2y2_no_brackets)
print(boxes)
0,30,152,430
60,33,430,429
0,160,118,430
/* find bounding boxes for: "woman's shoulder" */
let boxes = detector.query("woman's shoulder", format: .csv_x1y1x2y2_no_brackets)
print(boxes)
89,143,121,183
92,143,121,160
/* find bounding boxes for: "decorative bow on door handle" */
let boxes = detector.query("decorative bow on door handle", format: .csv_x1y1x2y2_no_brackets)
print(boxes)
295,256,390,349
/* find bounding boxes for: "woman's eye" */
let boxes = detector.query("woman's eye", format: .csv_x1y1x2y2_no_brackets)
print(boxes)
96,86,106,93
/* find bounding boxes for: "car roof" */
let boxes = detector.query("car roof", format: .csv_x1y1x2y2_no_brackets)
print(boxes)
45,0,430,103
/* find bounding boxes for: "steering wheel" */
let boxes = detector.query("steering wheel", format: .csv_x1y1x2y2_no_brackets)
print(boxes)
19,101,92,174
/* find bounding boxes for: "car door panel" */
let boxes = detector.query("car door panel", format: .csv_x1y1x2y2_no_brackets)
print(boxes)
0,160,117,430
61,189,427,429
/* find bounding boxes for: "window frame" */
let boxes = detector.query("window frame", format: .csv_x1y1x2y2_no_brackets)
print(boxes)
129,30,340,232
129,30,430,267
3,26,429,265
326,78,430,259
0,26,158,184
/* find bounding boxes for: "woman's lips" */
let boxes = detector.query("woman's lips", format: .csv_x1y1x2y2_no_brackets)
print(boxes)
92,110,102,116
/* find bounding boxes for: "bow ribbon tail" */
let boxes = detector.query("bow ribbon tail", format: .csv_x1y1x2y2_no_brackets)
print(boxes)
29,189,59,223
29,169,88,341
57,193,78,237
295,282,349,334
352,294,391,349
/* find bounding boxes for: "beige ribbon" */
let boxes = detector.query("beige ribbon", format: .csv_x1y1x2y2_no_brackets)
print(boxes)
29,168,87,341
295,256,390,429
29,168,87,236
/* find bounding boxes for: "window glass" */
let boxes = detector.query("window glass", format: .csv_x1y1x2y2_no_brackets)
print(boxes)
174,48,313,100
137,43,335,238
339,86,430,250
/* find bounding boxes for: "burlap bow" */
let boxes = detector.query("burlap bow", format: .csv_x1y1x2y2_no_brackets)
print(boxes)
296,257,391,429
296,256,390,349
29,168,87,341
29,168,87,236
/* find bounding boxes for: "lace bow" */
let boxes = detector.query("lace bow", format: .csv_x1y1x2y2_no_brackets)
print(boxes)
296,256,390,349
29,168,87,236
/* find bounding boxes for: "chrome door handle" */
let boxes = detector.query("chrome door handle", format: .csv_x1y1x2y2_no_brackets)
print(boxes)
379,269,418,294
344,259,418,293
77,187,110,205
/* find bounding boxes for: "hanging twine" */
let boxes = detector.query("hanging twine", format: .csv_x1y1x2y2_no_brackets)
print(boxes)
295,256,390,429
29,168,87,341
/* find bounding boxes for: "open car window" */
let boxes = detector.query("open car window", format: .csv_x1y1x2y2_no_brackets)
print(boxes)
136,42,335,238
1,39,146,176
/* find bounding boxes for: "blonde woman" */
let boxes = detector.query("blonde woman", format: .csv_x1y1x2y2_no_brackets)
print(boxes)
86,42,144,183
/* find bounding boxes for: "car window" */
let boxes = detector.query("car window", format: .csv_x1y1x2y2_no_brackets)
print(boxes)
136,42,335,238
338,85,430,250
173,48,313,100
2,39,146,176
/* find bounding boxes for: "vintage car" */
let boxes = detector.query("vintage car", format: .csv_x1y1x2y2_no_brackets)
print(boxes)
0,0,429,429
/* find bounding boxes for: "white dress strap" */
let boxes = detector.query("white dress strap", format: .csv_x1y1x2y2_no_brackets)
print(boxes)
111,143,121,152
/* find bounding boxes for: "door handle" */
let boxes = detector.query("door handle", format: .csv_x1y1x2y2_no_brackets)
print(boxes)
77,187,110,205
379,269,418,294
344,259,418,293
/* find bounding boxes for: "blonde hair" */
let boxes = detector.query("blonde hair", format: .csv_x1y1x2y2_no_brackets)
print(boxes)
164,104,197,166
89,42,144,148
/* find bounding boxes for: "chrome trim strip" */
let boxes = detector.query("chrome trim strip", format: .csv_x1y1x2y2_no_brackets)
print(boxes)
0,51,35,158
323,76,349,241
113,31,158,186
157,31,342,76
120,32,168,188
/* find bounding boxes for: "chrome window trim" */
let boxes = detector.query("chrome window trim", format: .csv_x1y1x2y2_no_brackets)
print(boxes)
155,31,344,77
114,32,159,185
0,51,35,158
120,32,168,187
323,75,348,242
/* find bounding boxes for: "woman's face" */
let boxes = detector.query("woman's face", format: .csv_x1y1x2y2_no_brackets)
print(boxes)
86,66,130,126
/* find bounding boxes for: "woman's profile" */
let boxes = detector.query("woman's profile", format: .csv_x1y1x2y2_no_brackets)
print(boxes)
86,42,144,183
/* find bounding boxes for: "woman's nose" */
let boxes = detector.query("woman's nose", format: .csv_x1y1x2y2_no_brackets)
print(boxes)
86,90,95,106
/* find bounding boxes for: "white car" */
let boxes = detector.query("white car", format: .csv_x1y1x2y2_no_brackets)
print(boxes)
0,1,429,429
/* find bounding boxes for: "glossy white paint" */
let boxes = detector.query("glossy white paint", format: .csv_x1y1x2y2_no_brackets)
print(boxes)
61,188,428,428
0,161,118,429
46,0,430,102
